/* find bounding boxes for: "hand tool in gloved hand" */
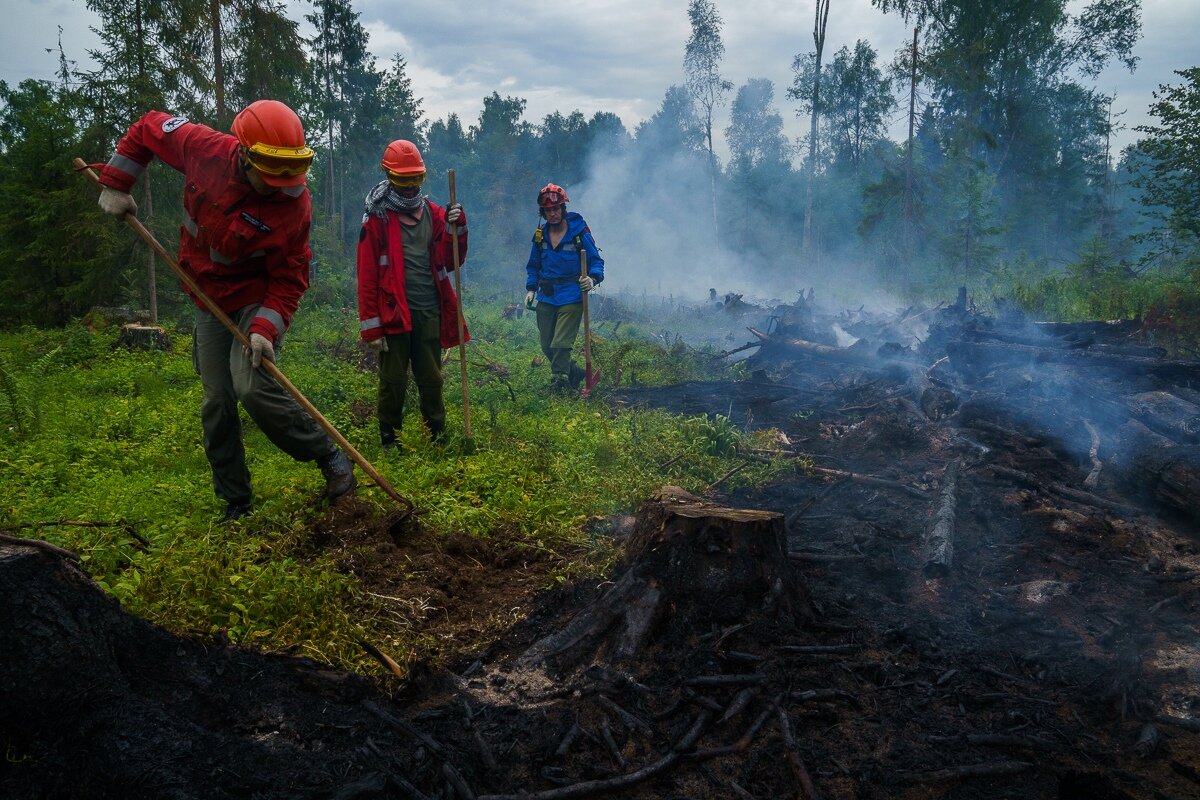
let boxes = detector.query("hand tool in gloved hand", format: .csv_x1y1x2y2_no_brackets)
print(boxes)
75,157,415,518
447,168,474,453
579,247,601,397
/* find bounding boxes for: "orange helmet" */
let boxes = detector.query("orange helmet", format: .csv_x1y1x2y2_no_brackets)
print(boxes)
382,140,426,188
231,100,313,187
538,183,569,208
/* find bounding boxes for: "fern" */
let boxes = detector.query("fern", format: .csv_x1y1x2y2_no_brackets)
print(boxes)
0,350,35,436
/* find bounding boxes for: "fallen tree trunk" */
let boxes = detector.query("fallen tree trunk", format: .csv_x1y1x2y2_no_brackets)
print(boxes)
947,339,1200,382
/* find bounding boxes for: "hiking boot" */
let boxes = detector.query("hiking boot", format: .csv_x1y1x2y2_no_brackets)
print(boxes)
317,449,357,500
568,363,586,391
426,420,447,445
380,424,397,449
220,501,252,523
550,375,570,396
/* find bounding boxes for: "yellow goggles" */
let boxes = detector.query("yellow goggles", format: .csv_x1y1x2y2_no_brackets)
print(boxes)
245,142,315,177
387,170,426,189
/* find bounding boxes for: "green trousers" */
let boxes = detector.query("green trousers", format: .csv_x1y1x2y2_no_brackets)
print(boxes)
535,302,585,388
377,308,445,439
193,305,334,504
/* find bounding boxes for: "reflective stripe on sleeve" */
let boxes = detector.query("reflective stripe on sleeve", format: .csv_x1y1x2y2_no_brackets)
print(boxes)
378,255,389,266
360,317,382,331
107,153,145,179
255,307,286,334
182,213,198,236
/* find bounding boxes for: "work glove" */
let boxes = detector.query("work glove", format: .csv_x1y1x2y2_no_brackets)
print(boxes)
99,186,137,218
579,275,596,293
446,203,465,228
246,333,275,368
525,291,536,310
367,337,388,354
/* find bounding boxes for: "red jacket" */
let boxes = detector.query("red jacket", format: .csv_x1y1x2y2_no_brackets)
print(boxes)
356,203,469,348
98,111,312,342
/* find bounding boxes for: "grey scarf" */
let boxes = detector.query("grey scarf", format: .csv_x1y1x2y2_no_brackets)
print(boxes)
365,180,427,218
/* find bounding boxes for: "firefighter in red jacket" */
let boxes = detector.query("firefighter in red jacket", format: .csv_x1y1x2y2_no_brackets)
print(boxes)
96,100,356,522
357,140,468,450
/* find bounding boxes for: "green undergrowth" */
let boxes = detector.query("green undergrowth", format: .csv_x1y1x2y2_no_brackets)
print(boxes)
0,303,793,674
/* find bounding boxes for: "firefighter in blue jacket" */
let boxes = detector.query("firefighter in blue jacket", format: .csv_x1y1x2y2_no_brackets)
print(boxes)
524,183,604,394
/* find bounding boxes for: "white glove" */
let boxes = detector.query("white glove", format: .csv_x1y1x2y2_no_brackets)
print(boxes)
525,291,536,309
446,203,465,227
99,186,137,218
579,276,596,292
367,338,388,354
246,333,275,368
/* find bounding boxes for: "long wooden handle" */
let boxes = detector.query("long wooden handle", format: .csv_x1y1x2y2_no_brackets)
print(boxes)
75,157,413,516
580,248,592,377
447,169,471,442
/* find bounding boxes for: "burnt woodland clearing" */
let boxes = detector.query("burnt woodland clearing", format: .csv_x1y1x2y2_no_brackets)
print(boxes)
2,293,1199,800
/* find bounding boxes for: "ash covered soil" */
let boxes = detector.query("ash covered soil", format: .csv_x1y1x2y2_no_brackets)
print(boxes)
3,297,1200,800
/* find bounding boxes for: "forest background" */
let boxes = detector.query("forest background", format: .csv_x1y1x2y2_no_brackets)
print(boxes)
0,0,1196,329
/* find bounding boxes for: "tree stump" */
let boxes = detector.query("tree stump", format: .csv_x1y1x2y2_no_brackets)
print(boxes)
117,323,171,351
519,486,811,669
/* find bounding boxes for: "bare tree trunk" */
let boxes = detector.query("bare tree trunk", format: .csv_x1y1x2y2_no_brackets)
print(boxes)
707,120,720,250
211,0,224,127
904,27,918,283
144,173,156,323
802,0,830,264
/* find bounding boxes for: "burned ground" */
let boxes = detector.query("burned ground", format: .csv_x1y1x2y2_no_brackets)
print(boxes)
2,297,1199,799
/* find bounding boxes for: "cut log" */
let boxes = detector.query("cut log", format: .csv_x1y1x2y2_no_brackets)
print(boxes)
923,459,961,577
117,323,171,351
518,487,810,669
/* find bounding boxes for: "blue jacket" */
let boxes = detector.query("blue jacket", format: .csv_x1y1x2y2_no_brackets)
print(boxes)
525,212,604,306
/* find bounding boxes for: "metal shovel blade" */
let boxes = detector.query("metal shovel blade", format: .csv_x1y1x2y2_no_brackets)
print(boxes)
580,367,601,398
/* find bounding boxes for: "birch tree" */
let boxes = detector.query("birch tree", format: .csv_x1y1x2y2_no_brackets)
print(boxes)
684,0,733,247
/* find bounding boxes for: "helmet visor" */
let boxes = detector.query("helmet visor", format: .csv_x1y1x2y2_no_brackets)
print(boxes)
387,170,426,189
244,143,314,178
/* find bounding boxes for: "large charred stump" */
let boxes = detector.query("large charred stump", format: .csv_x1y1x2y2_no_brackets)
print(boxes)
0,543,397,800
519,487,811,669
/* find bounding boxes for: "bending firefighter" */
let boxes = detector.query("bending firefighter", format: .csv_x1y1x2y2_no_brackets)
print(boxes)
96,100,356,522
357,140,468,450
524,183,604,394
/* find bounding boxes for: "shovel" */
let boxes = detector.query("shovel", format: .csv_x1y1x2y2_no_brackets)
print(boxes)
579,247,601,397
446,169,474,453
74,157,415,518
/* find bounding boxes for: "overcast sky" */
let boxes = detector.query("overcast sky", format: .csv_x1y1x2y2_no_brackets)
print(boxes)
2,0,1196,157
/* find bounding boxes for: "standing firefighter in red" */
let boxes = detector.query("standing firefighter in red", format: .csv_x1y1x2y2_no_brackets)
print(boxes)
96,100,356,522
524,183,604,394
357,140,468,450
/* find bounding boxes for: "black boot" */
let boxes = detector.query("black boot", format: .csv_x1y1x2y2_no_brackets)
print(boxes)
568,362,586,391
220,500,252,523
426,419,447,444
380,423,397,451
550,375,570,396
317,449,357,500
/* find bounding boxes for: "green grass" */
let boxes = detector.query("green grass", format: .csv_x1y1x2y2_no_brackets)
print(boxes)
0,302,791,673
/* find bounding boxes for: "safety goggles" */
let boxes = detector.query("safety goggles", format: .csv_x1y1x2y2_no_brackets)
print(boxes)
244,142,315,177
387,170,426,189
